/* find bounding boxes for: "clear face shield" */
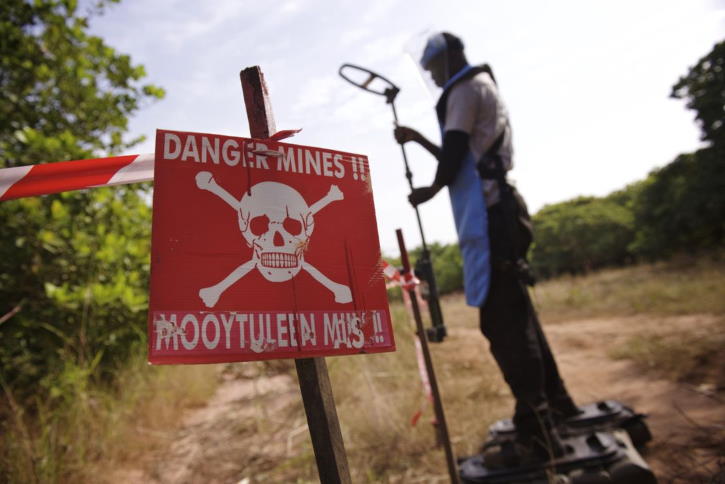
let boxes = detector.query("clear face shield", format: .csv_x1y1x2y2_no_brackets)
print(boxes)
404,31,450,98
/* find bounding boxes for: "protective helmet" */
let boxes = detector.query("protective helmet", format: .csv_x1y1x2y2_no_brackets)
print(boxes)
420,32,463,68
414,32,464,89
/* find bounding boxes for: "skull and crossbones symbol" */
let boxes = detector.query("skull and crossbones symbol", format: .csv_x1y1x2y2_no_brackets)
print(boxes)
195,171,352,308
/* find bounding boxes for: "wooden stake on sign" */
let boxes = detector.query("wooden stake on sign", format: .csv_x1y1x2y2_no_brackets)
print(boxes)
240,66,276,139
396,229,459,484
239,66,352,484
294,357,351,483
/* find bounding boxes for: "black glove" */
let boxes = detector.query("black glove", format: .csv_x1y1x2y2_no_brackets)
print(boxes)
394,126,422,145
408,185,440,206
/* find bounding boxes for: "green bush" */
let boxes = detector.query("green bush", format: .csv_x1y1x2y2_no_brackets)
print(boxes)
630,147,725,258
530,197,635,278
0,187,152,397
0,0,162,401
408,242,464,295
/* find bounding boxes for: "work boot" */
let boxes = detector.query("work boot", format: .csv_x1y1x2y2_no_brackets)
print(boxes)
551,400,584,427
551,398,583,426
487,401,568,469
482,430,567,469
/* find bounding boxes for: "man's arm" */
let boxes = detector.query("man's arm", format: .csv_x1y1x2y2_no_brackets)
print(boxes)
407,76,482,206
433,130,469,186
408,130,470,206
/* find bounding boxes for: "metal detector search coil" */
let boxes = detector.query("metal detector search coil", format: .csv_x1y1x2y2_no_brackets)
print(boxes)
338,64,400,104
338,62,447,343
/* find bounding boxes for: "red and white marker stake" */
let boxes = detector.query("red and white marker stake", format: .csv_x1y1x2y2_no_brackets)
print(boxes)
381,260,435,426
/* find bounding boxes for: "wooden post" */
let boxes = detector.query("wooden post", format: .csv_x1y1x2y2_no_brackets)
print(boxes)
239,66,351,484
240,66,276,139
396,229,459,483
294,357,351,483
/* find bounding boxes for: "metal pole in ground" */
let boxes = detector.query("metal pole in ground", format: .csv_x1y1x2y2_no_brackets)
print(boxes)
396,228,459,484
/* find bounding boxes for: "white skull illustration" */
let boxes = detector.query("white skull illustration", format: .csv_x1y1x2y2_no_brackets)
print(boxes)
194,171,350,307
237,181,314,282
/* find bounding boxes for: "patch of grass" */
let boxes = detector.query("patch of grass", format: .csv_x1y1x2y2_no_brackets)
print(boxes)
318,253,725,480
9,253,724,482
532,252,725,323
649,415,725,483
609,324,725,386
0,348,219,483
324,296,510,482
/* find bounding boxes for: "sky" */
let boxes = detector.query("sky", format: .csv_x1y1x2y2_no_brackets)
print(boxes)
89,0,724,254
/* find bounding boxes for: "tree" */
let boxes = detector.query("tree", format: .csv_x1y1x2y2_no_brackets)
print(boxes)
408,242,464,295
0,0,164,398
530,197,635,278
671,40,725,148
631,40,725,258
630,148,725,258
0,0,164,166
530,40,725,273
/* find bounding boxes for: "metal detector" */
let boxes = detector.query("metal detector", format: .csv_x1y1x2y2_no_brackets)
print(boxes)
338,63,447,343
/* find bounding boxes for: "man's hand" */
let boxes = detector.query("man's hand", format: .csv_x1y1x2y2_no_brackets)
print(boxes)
408,185,441,206
394,125,422,145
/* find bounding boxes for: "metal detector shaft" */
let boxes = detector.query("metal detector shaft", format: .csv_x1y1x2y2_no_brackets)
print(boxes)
396,229,458,484
339,63,446,342
389,101,447,342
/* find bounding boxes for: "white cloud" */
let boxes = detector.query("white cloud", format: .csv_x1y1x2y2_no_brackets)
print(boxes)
339,27,370,48
360,0,401,25
279,0,303,15
91,0,723,249
291,75,340,112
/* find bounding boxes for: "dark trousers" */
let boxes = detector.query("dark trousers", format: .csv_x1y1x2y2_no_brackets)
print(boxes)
480,202,576,439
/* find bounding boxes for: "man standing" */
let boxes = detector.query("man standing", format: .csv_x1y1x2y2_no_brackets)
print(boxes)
394,32,580,466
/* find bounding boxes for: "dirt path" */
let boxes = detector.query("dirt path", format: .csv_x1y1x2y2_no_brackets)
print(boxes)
543,315,724,482
111,315,724,483
110,369,306,484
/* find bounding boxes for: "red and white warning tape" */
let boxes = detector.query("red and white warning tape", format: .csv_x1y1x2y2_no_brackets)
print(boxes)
0,129,303,202
382,260,420,291
381,259,400,282
381,260,433,426
0,153,154,201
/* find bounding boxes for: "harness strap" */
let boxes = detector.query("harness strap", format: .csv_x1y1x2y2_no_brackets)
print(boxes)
475,129,507,182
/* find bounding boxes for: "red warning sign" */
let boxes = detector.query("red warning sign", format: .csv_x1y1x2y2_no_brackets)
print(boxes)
148,129,394,364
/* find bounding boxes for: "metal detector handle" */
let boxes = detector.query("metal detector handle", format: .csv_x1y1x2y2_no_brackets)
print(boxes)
416,252,447,343
338,64,400,103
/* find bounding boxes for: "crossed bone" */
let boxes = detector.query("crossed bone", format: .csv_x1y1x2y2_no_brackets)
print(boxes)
195,172,352,307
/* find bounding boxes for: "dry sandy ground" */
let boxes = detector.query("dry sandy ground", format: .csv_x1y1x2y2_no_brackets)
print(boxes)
541,315,724,482
110,314,724,483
